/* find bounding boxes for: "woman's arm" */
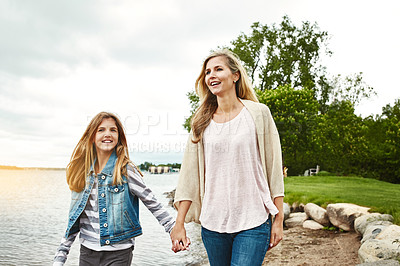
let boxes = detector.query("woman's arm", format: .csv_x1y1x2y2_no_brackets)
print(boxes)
170,200,192,252
269,196,284,249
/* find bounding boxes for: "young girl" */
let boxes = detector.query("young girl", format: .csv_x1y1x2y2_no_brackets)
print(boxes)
53,112,177,265
171,50,284,266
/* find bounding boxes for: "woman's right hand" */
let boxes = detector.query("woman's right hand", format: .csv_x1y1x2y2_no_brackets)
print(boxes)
170,223,190,252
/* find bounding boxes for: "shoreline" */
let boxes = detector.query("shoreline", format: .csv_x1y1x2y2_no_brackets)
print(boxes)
0,165,65,171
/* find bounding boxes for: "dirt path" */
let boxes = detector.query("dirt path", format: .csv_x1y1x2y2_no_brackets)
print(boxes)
263,227,362,265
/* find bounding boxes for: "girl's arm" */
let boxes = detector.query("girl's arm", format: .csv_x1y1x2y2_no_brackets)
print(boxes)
53,231,78,266
126,165,175,233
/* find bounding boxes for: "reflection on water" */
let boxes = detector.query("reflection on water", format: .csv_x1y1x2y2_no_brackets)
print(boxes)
0,170,208,266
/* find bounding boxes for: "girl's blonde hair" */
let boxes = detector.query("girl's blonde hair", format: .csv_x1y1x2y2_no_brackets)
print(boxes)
191,49,258,143
67,112,131,192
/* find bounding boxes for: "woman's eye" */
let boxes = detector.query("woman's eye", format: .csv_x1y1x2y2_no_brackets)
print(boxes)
217,68,223,71
205,70,210,75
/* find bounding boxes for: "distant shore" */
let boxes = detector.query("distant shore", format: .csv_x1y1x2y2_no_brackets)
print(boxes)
0,165,65,171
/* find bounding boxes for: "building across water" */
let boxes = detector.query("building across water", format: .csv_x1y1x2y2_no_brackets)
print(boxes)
148,166,180,174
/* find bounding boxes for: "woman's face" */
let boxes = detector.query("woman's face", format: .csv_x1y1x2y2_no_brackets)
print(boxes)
94,118,119,156
205,56,239,97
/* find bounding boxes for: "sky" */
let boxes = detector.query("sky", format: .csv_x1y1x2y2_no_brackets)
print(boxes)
0,0,399,168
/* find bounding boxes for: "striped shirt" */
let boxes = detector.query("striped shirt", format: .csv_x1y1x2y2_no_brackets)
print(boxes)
53,166,175,265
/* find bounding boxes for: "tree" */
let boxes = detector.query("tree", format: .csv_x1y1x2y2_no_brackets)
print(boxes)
257,84,319,175
380,99,400,183
138,161,153,171
321,72,376,113
183,91,199,132
313,100,368,175
231,16,332,99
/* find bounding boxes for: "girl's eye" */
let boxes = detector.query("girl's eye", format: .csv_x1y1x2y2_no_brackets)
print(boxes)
205,70,210,75
217,68,223,71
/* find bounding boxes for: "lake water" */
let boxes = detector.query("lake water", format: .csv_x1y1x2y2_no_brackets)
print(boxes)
0,169,208,266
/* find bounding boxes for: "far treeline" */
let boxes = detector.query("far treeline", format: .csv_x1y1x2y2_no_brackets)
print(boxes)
184,16,400,184
138,161,181,171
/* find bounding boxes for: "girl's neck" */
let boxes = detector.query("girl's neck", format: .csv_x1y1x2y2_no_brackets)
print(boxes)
95,151,113,174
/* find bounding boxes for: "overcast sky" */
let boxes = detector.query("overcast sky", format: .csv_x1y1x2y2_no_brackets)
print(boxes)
1,0,399,168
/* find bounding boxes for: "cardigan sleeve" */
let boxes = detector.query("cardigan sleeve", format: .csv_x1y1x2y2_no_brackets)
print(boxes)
173,132,202,224
262,104,285,199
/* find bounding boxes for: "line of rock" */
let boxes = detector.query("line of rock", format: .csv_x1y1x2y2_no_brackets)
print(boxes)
283,202,400,264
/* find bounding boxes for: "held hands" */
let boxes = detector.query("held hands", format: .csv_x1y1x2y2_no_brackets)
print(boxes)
170,224,191,253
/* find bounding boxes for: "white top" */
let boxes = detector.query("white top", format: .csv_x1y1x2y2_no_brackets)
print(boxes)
200,107,279,233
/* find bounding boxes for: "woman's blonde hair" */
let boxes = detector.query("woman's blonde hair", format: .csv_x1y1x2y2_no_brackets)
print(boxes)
191,49,259,143
66,112,131,192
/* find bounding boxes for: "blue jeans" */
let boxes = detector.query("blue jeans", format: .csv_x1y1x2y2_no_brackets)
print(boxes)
201,216,272,266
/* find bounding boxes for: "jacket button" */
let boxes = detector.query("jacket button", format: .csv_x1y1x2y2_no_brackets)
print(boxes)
102,208,107,213
101,193,105,197
105,240,110,245
101,175,106,180
104,223,108,228
114,188,119,192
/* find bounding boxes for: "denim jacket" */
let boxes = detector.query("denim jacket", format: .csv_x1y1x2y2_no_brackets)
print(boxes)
64,151,142,246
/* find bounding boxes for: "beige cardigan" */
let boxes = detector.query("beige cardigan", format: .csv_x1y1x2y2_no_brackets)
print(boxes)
174,99,284,223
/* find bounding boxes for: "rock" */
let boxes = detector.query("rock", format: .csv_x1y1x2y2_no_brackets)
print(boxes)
291,202,300,212
358,239,400,263
375,225,400,241
326,203,370,231
163,189,176,198
357,259,400,265
361,224,391,244
283,202,291,221
358,224,400,263
304,203,330,226
303,220,324,230
290,202,305,213
285,212,308,228
355,213,394,235
163,189,176,207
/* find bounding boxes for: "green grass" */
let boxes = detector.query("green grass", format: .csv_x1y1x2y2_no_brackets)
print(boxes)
284,175,400,225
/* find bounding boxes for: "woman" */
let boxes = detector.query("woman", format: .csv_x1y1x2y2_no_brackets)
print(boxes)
171,49,284,266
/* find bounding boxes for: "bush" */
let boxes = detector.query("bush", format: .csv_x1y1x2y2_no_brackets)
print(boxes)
316,171,332,176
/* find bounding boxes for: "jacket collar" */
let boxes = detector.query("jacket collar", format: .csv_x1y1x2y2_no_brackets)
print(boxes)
90,150,118,176
101,150,117,175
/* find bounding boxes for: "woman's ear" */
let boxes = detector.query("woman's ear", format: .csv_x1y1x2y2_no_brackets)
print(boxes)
233,72,240,83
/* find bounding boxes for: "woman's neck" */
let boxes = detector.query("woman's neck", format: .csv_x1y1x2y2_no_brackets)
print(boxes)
216,94,242,115
95,151,112,174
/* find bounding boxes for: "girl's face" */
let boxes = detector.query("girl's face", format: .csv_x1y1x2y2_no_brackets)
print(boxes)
205,56,239,97
94,118,119,156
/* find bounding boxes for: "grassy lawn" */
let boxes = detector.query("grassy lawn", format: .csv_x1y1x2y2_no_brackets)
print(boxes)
284,175,400,225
